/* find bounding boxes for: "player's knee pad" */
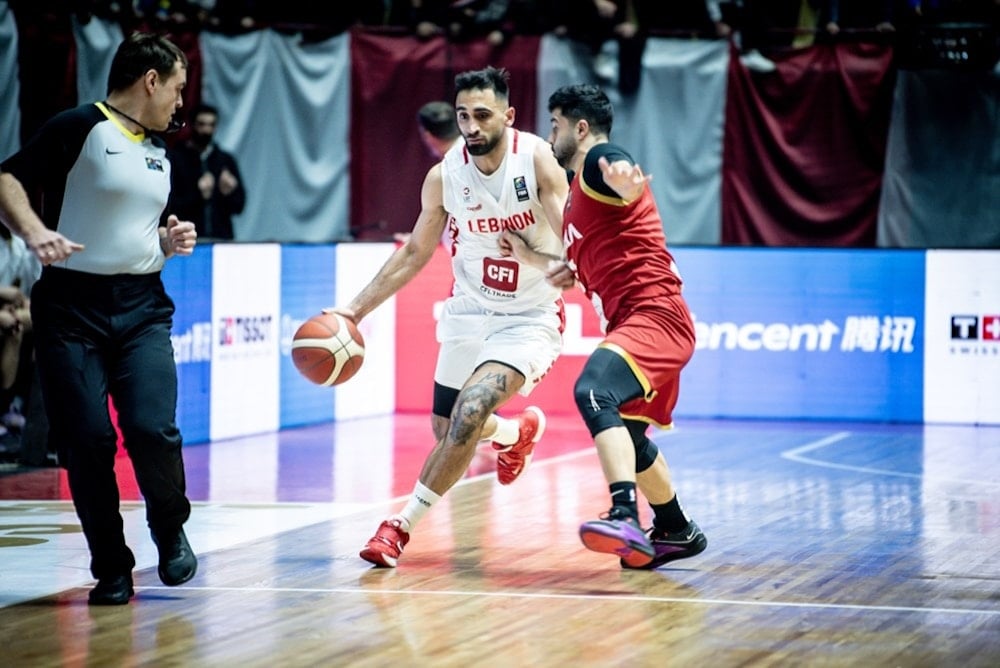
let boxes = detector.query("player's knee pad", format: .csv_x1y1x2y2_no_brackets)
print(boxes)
627,421,659,473
574,378,624,437
574,348,644,437
432,382,459,420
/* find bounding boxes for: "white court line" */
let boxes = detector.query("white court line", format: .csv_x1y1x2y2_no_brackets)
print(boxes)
0,451,595,608
780,431,1000,487
137,584,1000,618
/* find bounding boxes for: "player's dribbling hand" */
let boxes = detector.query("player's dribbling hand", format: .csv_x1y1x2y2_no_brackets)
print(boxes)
321,306,359,322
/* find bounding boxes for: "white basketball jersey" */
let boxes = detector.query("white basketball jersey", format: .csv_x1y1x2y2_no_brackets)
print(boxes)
441,129,562,313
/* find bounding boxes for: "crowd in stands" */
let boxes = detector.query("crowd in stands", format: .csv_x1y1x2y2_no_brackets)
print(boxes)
9,2,997,89
10,2,997,44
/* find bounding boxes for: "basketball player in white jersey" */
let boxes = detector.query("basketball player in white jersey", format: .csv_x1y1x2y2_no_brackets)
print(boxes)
329,66,568,567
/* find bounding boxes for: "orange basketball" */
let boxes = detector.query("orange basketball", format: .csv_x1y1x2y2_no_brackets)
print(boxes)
291,312,365,386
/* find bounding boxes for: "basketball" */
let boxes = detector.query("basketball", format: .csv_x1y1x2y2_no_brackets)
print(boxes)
291,312,365,386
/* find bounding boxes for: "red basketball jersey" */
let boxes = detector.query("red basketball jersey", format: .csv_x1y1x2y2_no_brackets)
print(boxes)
562,144,695,427
563,161,683,332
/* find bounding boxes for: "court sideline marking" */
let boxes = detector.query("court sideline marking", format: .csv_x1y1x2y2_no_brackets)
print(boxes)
780,431,1000,487
137,584,1000,618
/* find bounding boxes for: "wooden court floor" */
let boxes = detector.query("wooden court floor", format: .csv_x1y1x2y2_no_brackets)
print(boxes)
0,415,998,667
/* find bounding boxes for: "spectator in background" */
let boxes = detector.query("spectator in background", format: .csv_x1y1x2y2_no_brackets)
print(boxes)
412,0,511,45
0,224,40,322
507,0,562,34
0,288,29,452
708,0,802,72
636,0,718,38
0,224,41,450
416,100,461,160
810,0,896,42
0,284,29,417
394,100,462,244
167,104,246,241
556,1,645,94
357,0,414,29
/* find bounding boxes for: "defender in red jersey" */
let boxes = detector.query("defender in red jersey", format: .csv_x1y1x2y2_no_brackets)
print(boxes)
503,84,706,569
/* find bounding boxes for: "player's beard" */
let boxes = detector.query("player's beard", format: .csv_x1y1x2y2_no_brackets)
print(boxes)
464,131,502,156
552,136,576,170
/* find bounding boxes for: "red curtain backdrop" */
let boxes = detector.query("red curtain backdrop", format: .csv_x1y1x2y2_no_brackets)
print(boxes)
721,42,896,246
349,29,541,240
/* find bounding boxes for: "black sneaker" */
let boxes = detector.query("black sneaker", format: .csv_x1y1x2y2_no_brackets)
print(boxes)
621,521,707,570
88,574,134,605
151,527,198,586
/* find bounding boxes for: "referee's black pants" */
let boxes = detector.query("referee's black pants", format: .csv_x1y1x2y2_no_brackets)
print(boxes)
31,267,191,579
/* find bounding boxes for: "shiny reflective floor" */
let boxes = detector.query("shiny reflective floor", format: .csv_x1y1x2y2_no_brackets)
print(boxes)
1,415,998,666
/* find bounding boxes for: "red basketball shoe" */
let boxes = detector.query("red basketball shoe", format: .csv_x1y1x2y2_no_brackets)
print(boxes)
493,406,545,485
360,517,410,568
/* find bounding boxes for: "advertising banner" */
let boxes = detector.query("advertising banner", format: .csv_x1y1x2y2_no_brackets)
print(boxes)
390,247,927,422
279,244,338,427
163,245,1000,433
923,250,1000,424
210,244,282,440
674,248,925,421
163,245,213,444
333,243,397,419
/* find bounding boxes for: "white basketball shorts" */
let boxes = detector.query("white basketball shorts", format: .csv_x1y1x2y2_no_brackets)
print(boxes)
433,294,563,396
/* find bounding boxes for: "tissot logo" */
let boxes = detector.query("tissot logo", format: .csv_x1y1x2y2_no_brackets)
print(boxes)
951,315,1000,341
951,315,978,340
948,314,1000,357
218,315,273,346
984,315,1000,341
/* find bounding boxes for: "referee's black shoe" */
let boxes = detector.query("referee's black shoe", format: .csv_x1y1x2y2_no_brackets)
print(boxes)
88,574,134,605
151,527,198,586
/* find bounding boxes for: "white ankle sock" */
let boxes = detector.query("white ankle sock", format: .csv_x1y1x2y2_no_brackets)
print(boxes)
483,414,520,445
398,481,442,531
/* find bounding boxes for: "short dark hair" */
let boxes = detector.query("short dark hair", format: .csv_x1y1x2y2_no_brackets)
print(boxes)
194,103,219,119
454,66,510,103
107,32,187,95
417,101,459,140
548,84,614,137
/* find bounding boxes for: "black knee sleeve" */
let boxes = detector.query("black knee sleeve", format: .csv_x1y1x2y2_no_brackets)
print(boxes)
432,382,459,419
627,419,659,473
574,348,645,438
